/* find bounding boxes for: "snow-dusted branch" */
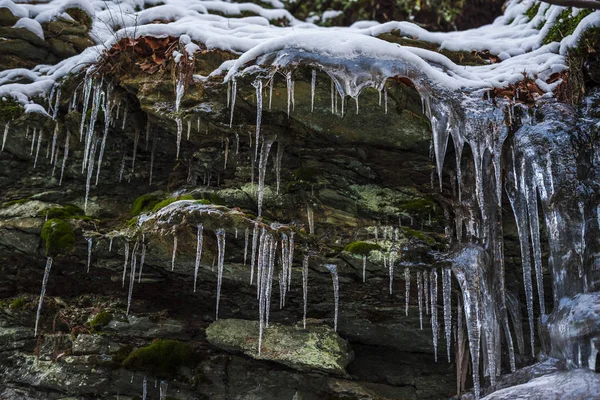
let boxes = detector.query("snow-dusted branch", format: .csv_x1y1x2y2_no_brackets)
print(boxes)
540,0,600,9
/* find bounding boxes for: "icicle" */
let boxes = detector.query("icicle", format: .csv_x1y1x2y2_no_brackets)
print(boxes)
244,227,249,265
51,145,59,177
340,92,344,116
86,237,92,273
215,229,226,320
175,118,182,159
442,267,452,362
250,222,259,285
224,137,229,170
417,271,423,330
2,121,9,152
404,267,410,316
186,119,191,140
274,142,284,195
142,376,147,400
131,128,140,175
83,84,102,172
121,107,127,130
330,79,334,114
257,136,274,217
280,234,289,306
34,130,42,168
30,128,36,155
253,80,263,165
302,254,309,329
194,224,203,292
268,75,274,110
159,381,168,400
307,206,314,235
265,234,277,327
138,240,146,283
79,76,93,141
171,234,178,271
355,97,359,114
145,120,151,150
34,257,53,336
84,138,99,213
424,270,430,314
288,231,294,291
229,79,237,127
388,252,394,295
52,88,61,120
325,264,339,331
127,242,139,314
258,231,270,354
362,255,367,283
431,269,438,362
149,132,156,185
384,88,388,114
122,241,130,287
310,70,316,112
109,236,114,252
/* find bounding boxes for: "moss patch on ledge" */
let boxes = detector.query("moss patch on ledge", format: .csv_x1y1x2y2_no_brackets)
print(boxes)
88,311,113,331
343,241,382,256
122,339,196,378
131,194,161,216
543,8,592,45
152,195,196,213
41,219,75,257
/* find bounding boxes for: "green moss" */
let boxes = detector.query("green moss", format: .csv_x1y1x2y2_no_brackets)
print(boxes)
343,241,381,256
399,198,436,211
42,205,85,220
3,198,29,207
402,227,435,245
152,195,195,213
65,7,93,28
10,297,28,310
41,219,75,257
543,8,592,45
132,194,161,216
89,311,113,330
0,98,22,121
525,2,541,20
122,339,196,378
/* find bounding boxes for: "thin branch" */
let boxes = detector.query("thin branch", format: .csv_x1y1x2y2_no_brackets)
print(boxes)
540,0,600,10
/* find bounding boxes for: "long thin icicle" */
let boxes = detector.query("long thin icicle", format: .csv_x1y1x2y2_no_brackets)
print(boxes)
302,254,309,329
431,269,438,362
417,271,423,330
311,70,316,112
325,263,339,331
34,257,53,336
194,224,203,292
404,267,410,316
442,267,452,362
215,228,226,320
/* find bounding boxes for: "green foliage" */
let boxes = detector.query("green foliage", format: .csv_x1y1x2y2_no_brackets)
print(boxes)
402,227,435,245
131,194,161,216
525,2,541,20
3,198,29,207
399,198,436,211
122,339,196,378
544,8,592,45
343,241,381,256
42,205,85,220
10,297,28,310
41,219,75,257
89,311,113,330
65,7,93,28
0,98,22,121
152,195,195,212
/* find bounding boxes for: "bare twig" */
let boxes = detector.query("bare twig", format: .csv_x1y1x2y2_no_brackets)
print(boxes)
540,0,600,10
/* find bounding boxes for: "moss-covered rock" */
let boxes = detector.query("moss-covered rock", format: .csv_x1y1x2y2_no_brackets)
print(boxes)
544,8,593,45
206,319,352,375
88,311,113,330
131,194,161,216
343,241,381,256
122,339,196,378
41,204,85,220
152,194,195,212
41,219,75,257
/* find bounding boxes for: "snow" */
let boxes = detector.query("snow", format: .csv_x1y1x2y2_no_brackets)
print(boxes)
13,17,44,40
0,0,598,120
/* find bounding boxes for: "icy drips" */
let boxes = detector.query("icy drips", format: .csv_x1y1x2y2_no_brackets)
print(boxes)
2,121,9,152
127,242,139,315
215,228,226,320
171,233,178,271
417,271,423,330
257,137,274,217
404,267,410,316
311,69,316,112
86,237,92,273
34,257,53,336
302,253,309,329
442,267,452,362
325,263,339,332
362,255,367,283
431,268,438,362
122,241,130,287
194,224,203,292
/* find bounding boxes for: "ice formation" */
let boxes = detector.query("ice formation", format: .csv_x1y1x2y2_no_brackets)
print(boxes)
4,0,600,398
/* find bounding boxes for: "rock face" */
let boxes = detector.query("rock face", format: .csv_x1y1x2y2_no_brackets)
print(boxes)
206,318,353,374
